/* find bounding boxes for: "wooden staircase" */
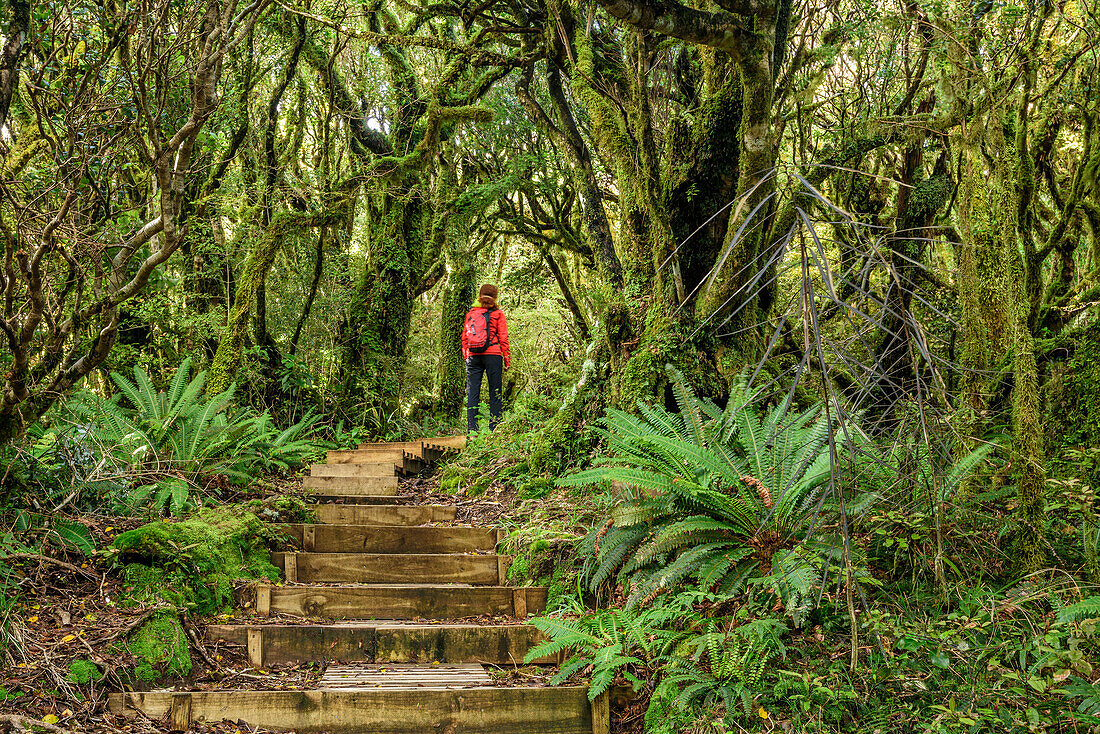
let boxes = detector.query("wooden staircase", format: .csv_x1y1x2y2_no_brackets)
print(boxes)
109,437,608,733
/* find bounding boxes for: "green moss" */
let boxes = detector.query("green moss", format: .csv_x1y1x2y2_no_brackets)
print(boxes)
617,308,726,410
113,506,280,614
530,339,609,475
543,566,570,611
66,659,104,684
518,478,555,500
127,611,192,682
245,495,318,523
507,554,531,582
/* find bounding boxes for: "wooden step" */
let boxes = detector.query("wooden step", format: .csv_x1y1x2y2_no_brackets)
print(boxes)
271,552,510,585
420,435,468,450
352,441,429,453
110,685,601,733
208,622,556,665
255,584,547,619
314,504,456,526
328,449,410,465
320,662,491,689
279,525,500,554
310,463,397,478
355,436,467,451
303,476,398,493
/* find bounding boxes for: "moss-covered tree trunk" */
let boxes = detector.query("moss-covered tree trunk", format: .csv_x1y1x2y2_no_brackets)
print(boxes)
341,192,427,407
437,253,477,418
209,208,349,394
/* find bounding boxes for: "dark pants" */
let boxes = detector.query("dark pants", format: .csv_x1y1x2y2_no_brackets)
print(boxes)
466,354,503,432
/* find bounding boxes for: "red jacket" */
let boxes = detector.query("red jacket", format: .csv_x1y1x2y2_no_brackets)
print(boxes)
462,306,510,367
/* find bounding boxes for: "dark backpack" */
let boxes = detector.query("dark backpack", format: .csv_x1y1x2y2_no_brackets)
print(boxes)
465,307,497,354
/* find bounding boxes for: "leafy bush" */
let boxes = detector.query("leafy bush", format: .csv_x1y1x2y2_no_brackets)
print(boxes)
563,367,879,620
653,618,786,726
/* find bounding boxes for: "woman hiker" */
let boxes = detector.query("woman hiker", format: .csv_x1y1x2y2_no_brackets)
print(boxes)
462,284,511,432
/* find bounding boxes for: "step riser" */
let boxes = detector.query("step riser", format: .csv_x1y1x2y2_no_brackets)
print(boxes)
314,505,456,526
271,553,508,585
110,688,596,734
257,585,547,620
279,525,499,554
303,473,398,484
208,624,558,665
310,463,397,478
303,476,398,491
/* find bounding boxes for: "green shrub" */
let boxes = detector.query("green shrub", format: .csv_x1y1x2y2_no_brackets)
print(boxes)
563,367,881,620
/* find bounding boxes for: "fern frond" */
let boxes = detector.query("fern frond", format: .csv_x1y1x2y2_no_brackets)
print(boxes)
1057,596,1100,624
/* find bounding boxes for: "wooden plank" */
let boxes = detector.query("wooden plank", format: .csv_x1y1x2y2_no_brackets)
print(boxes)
329,449,414,465
354,441,427,452
170,692,191,732
421,436,467,450
207,623,556,665
319,663,491,689
591,691,610,734
513,588,527,618
277,525,498,554
314,504,456,526
267,584,547,619
247,628,263,667
109,687,593,734
302,476,398,493
269,553,503,584
255,585,271,616
310,463,397,478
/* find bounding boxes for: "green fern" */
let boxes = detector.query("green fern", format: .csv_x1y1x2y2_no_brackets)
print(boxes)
1057,596,1100,624
526,606,674,700
565,366,874,615
60,361,330,516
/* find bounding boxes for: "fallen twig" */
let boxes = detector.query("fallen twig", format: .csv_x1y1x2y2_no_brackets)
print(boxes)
6,553,99,581
99,605,171,643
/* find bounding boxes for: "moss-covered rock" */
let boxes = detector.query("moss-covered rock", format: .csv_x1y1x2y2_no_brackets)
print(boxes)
113,506,280,614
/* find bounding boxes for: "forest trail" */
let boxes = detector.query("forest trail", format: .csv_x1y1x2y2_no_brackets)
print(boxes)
108,438,610,733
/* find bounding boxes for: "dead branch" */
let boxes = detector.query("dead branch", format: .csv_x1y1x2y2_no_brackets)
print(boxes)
0,714,76,734
6,552,98,581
